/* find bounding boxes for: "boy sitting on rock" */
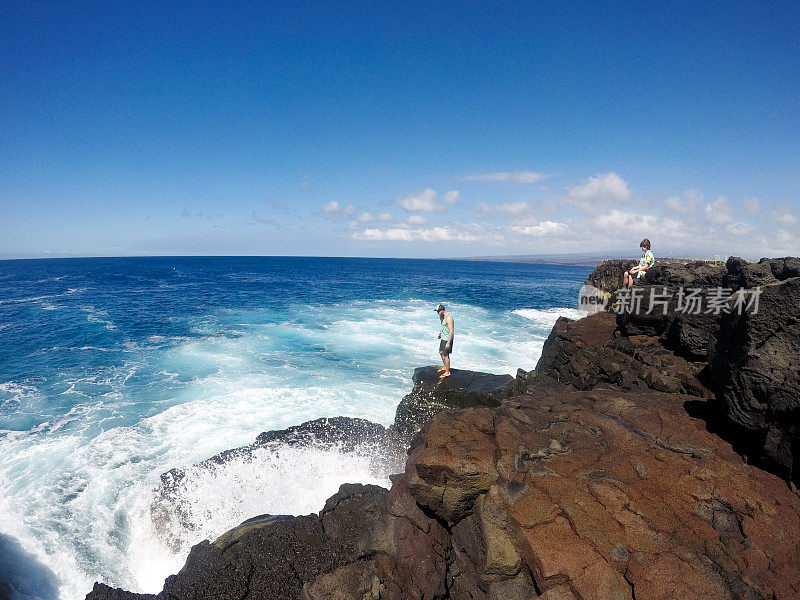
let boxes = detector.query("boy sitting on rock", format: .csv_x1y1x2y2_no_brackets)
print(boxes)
624,238,654,289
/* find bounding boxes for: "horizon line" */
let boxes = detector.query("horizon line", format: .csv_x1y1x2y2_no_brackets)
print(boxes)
0,251,745,265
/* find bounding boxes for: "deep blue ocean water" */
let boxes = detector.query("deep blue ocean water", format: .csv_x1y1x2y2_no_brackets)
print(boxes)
0,257,592,599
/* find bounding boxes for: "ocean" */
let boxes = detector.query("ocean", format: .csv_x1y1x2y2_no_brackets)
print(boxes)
0,257,592,599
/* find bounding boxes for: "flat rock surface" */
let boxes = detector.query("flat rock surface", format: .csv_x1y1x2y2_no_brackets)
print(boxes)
406,387,800,600
393,367,513,437
411,366,514,393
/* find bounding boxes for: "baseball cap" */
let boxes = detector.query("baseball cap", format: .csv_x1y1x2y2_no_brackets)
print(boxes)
435,304,445,312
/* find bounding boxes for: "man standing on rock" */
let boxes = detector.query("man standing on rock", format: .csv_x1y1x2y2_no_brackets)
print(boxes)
435,304,454,379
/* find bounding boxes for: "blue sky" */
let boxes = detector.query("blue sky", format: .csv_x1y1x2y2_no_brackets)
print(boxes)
2,1,799,259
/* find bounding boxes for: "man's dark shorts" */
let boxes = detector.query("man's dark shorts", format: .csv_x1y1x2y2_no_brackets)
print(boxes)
439,339,453,356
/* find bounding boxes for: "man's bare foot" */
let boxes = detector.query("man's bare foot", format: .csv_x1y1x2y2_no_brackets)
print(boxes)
439,372,451,379
437,367,446,372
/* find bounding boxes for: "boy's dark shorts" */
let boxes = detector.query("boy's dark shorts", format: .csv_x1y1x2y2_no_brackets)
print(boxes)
439,339,453,356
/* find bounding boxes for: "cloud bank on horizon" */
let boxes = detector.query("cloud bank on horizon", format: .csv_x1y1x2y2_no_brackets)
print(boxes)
344,171,798,260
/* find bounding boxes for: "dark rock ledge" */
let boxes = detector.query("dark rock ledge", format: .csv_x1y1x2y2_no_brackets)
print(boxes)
88,257,800,600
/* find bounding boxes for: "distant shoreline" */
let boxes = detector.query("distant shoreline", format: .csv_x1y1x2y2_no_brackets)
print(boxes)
459,257,602,267
460,255,718,268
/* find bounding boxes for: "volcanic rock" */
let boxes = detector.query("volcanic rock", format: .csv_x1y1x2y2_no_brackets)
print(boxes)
84,585,155,600
764,256,800,280
586,260,727,361
584,259,637,294
90,485,389,600
643,260,727,289
532,312,709,397
723,256,778,289
393,366,514,437
587,256,800,482
405,385,800,600
712,277,800,481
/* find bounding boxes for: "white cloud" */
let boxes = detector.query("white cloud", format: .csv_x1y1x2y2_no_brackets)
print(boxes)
594,210,684,239
464,171,547,184
685,188,705,205
664,189,704,215
323,201,354,218
357,212,374,223
345,187,788,256
727,222,755,236
565,173,632,208
510,221,566,236
354,226,477,242
777,229,793,244
397,189,436,211
378,213,394,222
596,209,648,230
250,211,280,228
664,196,684,212
743,197,761,215
442,190,460,206
476,201,530,219
773,204,798,226
704,196,733,225
397,189,459,212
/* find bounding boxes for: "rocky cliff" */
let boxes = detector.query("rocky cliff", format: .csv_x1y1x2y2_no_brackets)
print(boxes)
87,259,800,600
589,256,800,484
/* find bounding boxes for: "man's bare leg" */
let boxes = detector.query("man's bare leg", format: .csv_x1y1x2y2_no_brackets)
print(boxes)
440,353,451,378
438,351,446,372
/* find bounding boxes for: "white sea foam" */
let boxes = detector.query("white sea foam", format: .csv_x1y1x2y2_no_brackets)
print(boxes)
0,294,56,306
512,307,586,327
131,443,392,592
81,307,117,331
0,382,398,597
0,288,83,306
0,382,41,407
